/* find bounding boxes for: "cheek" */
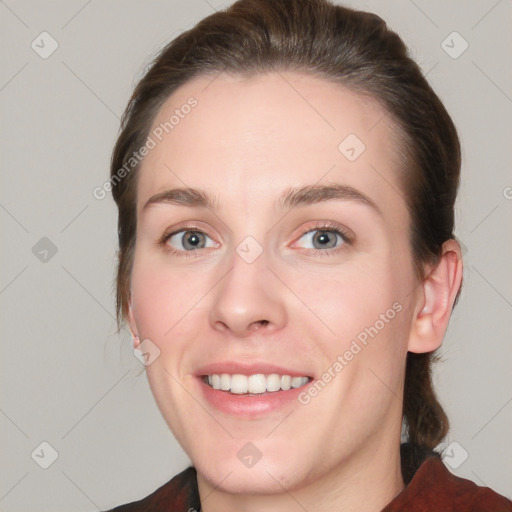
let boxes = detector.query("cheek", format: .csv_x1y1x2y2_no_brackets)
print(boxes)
129,257,201,432
302,260,404,337
297,257,411,387
130,254,189,344
131,273,171,340
285,264,409,455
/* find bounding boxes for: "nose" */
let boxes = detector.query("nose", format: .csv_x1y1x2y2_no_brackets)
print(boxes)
208,247,287,338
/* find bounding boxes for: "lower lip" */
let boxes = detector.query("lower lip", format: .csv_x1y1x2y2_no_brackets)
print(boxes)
197,377,311,417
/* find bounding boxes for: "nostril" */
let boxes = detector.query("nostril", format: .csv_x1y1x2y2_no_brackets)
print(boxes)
249,320,269,330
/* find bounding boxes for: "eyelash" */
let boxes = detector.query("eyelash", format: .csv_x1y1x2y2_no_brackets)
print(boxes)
158,221,352,259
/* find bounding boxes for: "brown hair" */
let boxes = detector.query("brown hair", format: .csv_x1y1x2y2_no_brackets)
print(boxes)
110,0,461,452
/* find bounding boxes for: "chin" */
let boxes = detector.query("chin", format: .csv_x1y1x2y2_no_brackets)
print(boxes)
196,456,302,495
182,434,305,494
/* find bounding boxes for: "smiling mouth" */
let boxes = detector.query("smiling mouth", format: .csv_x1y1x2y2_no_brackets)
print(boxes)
201,373,313,395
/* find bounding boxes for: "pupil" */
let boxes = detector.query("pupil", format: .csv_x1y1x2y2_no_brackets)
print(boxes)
184,231,202,249
315,230,335,249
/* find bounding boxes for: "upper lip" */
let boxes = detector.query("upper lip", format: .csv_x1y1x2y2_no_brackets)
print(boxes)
195,361,314,378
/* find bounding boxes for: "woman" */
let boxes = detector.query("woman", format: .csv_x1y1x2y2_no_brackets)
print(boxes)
105,0,512,510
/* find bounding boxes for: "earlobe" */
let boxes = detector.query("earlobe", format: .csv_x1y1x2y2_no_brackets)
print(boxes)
408,240,463,353
127,300,141,349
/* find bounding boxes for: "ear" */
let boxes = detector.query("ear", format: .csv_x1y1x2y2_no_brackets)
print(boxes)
127,300,141,350
408,239,463,353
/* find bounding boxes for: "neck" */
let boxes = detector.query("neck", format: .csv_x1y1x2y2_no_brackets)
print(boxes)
197,435,404,512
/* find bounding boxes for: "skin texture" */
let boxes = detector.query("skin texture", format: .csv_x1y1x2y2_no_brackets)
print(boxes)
126,71,463,512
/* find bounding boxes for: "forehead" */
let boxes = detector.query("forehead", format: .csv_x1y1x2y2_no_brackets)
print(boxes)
137,71,407,221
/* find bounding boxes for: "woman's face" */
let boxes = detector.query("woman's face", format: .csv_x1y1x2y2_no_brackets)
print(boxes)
128,71,422,493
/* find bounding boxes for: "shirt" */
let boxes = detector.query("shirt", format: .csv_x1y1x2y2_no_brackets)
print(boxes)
104,444,512,511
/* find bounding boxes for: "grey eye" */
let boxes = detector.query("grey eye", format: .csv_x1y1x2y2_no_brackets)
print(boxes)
168,230,213,251
297,229,345,250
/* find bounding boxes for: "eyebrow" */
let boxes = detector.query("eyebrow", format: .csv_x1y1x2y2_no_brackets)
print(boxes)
142,183,382,215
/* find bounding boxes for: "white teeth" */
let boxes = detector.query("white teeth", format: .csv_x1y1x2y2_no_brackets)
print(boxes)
291,376,308,389
230,374,248,394
280,375,292,390
220,373,230,391
248,374,266,394
204,373,310,394
266,373,281,392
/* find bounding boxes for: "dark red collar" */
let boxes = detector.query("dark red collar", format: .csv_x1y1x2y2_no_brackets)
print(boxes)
106,446,512,511
383,455,512,511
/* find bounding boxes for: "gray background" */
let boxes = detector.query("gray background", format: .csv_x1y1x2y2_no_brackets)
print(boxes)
1,1,511,510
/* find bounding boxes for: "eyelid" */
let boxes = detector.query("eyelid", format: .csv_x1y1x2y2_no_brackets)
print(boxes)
291,221,354,245
159,221,217,244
